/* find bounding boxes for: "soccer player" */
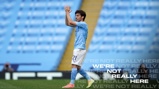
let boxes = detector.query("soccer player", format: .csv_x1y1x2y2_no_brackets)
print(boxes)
62,6,94,88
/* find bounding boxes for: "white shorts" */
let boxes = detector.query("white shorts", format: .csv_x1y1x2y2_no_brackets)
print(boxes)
71,49,86,66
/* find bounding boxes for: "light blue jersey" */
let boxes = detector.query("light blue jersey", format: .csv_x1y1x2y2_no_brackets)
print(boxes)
74,21,88,49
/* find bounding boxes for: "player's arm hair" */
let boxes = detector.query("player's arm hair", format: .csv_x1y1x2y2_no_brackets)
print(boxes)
65,15,69,26
66,11,76,26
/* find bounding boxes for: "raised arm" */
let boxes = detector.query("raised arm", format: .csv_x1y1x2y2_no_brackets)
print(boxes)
65,6,76,26
65,15,69,26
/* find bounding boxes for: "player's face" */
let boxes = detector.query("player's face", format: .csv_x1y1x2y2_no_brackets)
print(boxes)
75,13,83,22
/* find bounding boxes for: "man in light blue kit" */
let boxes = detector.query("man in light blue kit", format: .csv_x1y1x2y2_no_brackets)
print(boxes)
62,6,94,88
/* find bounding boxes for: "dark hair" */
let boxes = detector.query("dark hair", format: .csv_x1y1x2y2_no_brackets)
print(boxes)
75,10,86,21
5,64,9,68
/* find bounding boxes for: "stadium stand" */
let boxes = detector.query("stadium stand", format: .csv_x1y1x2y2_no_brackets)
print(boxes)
0,0,82,71
83,0,159,73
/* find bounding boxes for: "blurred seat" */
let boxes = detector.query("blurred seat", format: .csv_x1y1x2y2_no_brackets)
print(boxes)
83,0,159,72
0,0,82,71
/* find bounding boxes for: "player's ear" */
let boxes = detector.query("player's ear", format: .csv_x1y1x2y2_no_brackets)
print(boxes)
82,16,84,20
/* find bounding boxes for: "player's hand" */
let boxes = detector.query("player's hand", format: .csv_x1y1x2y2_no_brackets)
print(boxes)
65,6,71,13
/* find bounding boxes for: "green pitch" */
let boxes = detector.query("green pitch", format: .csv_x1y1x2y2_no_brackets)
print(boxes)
0,79,157,89
0,79,87,89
